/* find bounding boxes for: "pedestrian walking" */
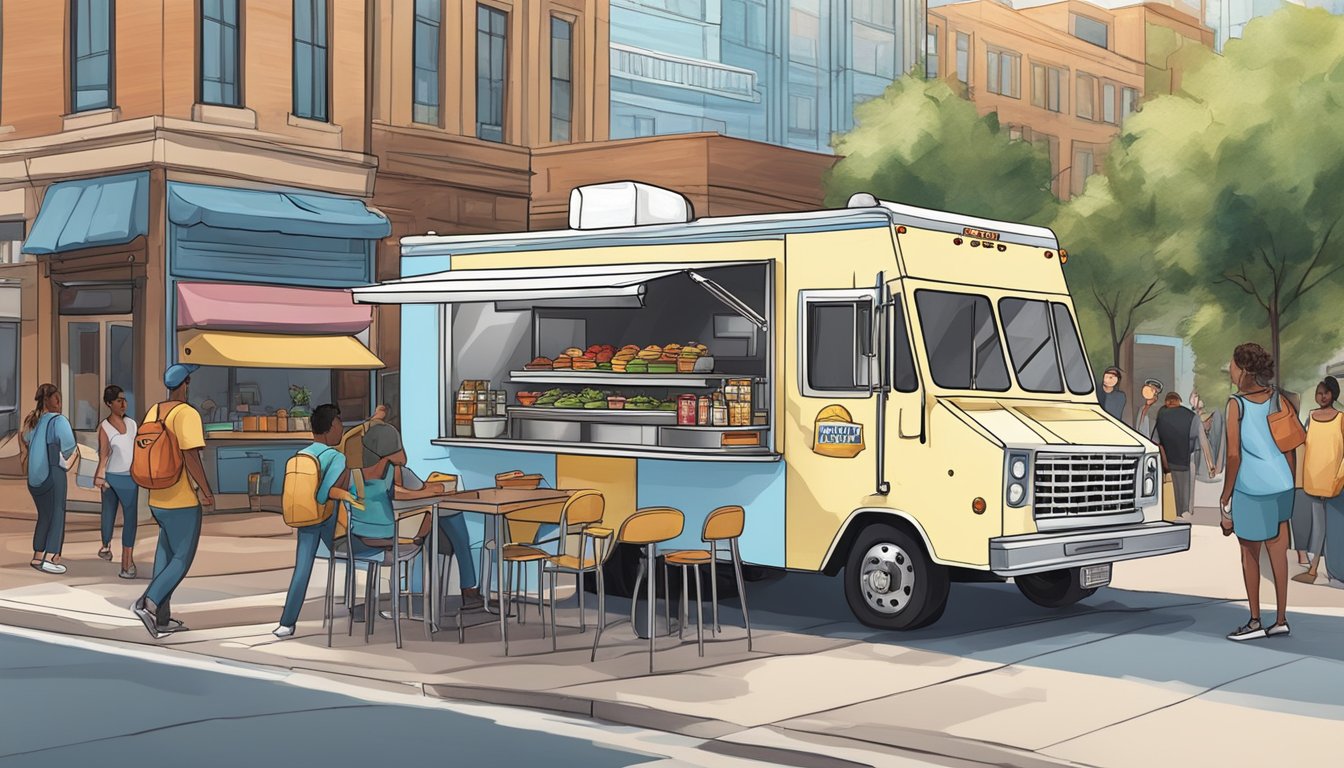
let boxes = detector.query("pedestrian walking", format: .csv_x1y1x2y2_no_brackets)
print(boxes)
1153,392,1198,518
1134,378,1163,437
1293,377,1341,584
1220,343,1297,641
131,364,214,639
1192,391,1226,479
18,384,77,575
1098,367,1127,421
94,385,139,579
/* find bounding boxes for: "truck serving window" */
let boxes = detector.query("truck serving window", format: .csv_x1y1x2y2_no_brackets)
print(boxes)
915,290,1010,391
1052,302,1095,395
999,298,1063,393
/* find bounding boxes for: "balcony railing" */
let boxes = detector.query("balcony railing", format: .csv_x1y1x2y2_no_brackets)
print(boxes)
611,44,759,102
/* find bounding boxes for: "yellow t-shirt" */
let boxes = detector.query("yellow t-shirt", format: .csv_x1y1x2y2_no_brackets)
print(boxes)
1302,413,1344,498
145,402,206,509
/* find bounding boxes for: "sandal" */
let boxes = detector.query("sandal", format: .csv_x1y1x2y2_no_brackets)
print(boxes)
98,547,113,561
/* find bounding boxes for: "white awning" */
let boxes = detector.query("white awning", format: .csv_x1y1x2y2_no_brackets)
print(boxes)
352,260,769,328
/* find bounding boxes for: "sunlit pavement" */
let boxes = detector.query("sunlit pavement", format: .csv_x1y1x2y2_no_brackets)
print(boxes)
2,478,1341,767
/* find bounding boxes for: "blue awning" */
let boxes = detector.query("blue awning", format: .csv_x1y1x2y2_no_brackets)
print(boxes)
167,182,390,240
23,172,150,255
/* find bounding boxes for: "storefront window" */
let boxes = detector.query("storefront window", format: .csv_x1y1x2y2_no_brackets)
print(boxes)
0,322,17,439
188,367,335,425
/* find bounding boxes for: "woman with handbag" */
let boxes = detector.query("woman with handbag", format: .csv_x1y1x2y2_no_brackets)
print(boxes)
17,383,78,575
1219,343,1302,641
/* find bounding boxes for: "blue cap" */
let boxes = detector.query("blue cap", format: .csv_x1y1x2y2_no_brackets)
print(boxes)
164,364,199,390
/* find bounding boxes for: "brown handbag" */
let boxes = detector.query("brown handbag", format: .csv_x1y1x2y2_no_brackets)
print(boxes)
1268,390,1306,453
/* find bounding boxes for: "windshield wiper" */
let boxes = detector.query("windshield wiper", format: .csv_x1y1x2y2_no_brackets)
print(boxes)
1016,336,1052,374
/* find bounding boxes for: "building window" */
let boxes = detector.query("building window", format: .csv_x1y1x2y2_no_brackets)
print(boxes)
789,91,816,135
955,32,969,84
550,17,573,143
1122,87,1140,122
790,0,820,67
633,116,655,137
1031,63,1064,113
1071,146,1095,196
0,221,25,264
853,23,895,78
926,26,939,79
986,49,1020,99
1076,72,1096,120
413,0,442,125
1102,82,1117,124
1071,14,1109,49
724,0,767,50
292,0,329,121
852,0,894,28
200,0,241,107
644,0,705,19
476,5,508,143
70,0,115,112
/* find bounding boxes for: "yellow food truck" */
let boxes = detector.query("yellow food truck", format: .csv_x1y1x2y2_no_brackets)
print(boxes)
354,181,1190,630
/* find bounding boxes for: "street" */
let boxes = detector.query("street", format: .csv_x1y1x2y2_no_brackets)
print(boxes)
0,626,876,768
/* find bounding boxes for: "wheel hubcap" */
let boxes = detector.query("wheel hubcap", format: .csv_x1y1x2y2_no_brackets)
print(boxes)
859,542,915,615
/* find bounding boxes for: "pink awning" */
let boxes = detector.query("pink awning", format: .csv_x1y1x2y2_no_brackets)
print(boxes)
176,282,372,335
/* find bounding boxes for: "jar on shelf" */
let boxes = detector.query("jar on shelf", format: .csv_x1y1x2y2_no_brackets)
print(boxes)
711,393,728,427
697,395,711,425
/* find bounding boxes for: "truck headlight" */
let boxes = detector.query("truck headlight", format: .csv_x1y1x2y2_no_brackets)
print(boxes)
1140,454,1159,500
1006,451,1031,507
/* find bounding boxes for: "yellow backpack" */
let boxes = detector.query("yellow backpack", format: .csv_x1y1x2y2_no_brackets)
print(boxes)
282,447,335,528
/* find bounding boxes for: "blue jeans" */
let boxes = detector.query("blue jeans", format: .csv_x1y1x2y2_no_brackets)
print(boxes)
438,513,478,590
144,506,202,618
280,514,337,628
28,472,67,555
101,473,139,549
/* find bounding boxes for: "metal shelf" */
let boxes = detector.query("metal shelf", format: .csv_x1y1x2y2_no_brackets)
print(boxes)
508,407,678,424
510,370,754,387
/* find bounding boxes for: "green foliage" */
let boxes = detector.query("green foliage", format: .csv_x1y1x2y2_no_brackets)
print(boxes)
1085,6,1344,392
825,75,1057,224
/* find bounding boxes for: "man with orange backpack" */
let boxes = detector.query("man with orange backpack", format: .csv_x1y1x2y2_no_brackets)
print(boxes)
273,403,368,639
131,364,214,639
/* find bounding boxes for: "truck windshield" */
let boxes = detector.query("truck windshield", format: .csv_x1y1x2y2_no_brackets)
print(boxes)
915,290,1010,391
999,297,1095,395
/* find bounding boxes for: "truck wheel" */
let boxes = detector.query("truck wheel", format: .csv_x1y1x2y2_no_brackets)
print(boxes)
1015,568,1097,608
843,522,950,630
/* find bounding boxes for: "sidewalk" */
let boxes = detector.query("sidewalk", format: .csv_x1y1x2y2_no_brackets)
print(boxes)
2,479,1341,767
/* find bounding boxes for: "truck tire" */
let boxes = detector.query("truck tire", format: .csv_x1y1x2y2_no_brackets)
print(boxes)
843,522,950,630
1015,568,1098,608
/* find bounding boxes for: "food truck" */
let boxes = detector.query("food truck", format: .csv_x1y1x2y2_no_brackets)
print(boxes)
353,182,1190,630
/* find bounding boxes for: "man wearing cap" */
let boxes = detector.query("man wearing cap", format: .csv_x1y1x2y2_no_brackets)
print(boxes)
1098,367,1127,422
132,364,214,639
1134,378,1164,438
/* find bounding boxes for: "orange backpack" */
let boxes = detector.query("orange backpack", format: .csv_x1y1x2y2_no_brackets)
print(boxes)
131,403,186,490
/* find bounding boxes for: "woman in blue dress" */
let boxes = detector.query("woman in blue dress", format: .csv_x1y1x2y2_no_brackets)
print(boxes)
1219,343,1295,641
18,384,78,575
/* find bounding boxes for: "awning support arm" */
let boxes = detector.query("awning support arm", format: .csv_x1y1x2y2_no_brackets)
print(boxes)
688,271,768,332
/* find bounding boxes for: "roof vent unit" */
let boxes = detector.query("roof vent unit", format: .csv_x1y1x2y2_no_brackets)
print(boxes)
568,181,694,231
846,192,879,208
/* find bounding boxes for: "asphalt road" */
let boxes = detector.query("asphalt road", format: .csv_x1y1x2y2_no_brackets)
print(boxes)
0,629,783,768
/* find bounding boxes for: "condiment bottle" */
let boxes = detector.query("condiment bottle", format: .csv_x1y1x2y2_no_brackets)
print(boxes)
711,392,728,427
697,395,710,425
677,394,698,425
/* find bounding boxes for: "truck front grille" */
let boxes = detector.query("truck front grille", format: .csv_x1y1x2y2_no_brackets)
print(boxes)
1033,453,1139,518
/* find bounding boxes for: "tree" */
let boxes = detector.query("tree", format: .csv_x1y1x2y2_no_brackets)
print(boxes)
825,75,1056,224
1055,178,1175,374
1093,6,1344,391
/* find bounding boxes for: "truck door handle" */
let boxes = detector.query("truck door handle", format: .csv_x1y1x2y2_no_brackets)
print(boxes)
898,408,919,439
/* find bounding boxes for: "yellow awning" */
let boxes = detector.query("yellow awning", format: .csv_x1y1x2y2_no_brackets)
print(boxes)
178,330,384,369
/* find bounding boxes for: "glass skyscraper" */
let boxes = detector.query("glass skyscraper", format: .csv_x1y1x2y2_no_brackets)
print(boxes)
610,0,926,152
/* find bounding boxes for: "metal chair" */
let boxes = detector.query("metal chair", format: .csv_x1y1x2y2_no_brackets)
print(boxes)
663,505,753,655
539,490,607,646
590,507,685,672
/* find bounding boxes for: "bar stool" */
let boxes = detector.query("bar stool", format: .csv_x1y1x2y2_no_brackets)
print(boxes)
590,507,684,672
663,505,753,653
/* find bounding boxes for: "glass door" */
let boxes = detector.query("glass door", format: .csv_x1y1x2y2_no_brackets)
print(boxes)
61,315,135,433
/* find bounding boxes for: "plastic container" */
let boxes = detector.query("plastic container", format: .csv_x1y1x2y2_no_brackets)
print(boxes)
607,395,627,409
473,416,507,439
516,392,540,407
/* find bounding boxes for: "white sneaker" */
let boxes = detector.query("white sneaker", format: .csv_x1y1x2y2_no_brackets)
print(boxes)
272,625,296,639
38,560,67,575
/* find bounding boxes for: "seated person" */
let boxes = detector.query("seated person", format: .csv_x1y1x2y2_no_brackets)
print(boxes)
355,420,483,611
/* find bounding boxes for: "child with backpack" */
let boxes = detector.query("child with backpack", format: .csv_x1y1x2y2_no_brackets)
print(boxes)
274,403,365,638
131,364,214,639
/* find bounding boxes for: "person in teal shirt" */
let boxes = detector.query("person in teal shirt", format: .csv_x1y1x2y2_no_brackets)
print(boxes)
274,404,377,638
20,384,78,575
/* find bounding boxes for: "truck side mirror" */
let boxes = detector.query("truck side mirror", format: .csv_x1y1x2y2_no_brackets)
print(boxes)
857,302,875,358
